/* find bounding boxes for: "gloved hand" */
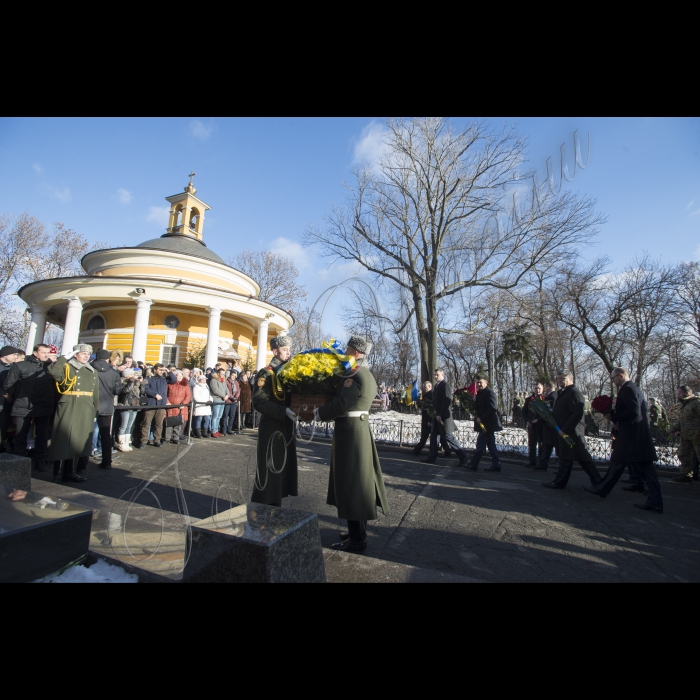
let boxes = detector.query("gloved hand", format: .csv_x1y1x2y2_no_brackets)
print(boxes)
313,407,320,422
286,408,298,422
64,350,76,360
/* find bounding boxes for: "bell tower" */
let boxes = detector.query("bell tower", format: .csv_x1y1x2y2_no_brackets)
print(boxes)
164,172,212,242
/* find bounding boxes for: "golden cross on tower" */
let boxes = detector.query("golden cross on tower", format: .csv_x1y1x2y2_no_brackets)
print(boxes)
188,171,196,185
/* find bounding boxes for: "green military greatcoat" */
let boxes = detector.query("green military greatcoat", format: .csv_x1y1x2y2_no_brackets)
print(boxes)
251,358,298,505
48,356,100,461
317,361,388,521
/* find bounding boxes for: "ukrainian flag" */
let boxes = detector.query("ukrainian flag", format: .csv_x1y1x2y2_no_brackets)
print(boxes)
411,379,420,403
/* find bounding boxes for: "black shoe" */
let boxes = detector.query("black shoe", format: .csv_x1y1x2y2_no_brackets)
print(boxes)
633,502,663,514
52,475,62,484
331,538,367,553
522,462,536,468
458,460,469,468
543,481,565,489
170,439,180,444
583,485,606,498
411,448,421,455
420,457,436,464
532,466,548,471
484,465,501,472
339,531,350,542
622,484,645,492
65,472,87,482
152,441,162,447
133,442,144,449
465,464,478,471
98,463,112,470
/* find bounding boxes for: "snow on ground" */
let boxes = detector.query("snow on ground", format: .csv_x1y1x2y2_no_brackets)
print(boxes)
41,558,138,583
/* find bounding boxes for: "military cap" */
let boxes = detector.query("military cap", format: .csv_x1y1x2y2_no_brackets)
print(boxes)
347,335,372,355
270,335,291,350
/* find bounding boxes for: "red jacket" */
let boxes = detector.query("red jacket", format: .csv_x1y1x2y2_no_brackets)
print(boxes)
167,378,192,420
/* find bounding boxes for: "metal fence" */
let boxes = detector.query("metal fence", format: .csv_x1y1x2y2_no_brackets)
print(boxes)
296,418,681,468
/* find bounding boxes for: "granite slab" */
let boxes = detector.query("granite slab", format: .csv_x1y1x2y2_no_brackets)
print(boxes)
0,489,93,582
185,503,326,583
0,452,32,492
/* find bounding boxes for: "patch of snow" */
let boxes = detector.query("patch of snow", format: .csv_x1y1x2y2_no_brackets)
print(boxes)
43,558,138,583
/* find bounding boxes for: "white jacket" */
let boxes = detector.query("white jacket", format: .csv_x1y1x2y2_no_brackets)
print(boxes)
193,384,212,416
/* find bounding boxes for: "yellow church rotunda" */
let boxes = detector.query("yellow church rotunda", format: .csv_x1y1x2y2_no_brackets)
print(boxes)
18,176,293,370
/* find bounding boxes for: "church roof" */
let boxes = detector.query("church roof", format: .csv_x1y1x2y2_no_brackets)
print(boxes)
134,233,227,266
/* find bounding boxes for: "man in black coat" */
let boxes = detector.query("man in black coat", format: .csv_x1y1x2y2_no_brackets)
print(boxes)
584,367,663,513
0,345,22,453
2,344,56,471
412,381,434,455
522,382,545,467
543,370,601,489
90,349,124,469
532,381,557,472
420,369,468,466
465,375,503,472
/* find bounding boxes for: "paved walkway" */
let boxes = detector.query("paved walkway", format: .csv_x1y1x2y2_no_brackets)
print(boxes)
32,431,700,582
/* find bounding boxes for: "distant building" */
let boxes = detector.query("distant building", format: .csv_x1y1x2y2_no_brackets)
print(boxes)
18,175,291,369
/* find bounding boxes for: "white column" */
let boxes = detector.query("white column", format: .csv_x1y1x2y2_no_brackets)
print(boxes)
131,298,153,363
60,297,83,356
255,319,270,371
25,304,49,353
204,307,223,370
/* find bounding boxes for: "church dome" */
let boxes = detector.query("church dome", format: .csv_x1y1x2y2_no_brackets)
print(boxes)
134,232,227,266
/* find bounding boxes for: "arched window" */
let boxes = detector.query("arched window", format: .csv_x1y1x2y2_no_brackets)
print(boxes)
87,315,106,331
164,315,180,329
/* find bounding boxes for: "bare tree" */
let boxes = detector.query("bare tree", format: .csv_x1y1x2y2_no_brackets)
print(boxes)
305,117,604,382
0,212,104,347
227,249,307,315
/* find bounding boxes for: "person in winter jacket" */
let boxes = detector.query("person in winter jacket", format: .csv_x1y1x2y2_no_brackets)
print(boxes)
166,370,192,443
192,375,213,438
90,349,124,469
2,344,56,471
208,367,230,437
137,363,176,448
116,368,142,451
0,345,22,453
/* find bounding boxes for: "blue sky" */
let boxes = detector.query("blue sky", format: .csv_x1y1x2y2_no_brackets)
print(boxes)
1,117,698,338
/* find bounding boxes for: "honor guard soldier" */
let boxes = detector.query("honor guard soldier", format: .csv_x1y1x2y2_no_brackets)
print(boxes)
313,335,389,553
251,335,298,507
48,344,100,483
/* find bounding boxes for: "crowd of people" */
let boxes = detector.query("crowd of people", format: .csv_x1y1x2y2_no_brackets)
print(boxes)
0,343,256,484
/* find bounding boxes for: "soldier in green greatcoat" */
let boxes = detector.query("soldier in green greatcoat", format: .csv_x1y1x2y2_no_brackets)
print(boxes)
251,335,298,507
314,335,389,553
48,344,100,483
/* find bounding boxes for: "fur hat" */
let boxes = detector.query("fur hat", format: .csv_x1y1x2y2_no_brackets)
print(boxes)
347,335,372,355
122,368,135,378
270,335,291,350
73,344,93,354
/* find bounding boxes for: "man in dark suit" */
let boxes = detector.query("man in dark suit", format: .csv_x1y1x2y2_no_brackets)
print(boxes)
543,370,601,489
465,375,503,472
420,369,468,466
584,368,663,513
